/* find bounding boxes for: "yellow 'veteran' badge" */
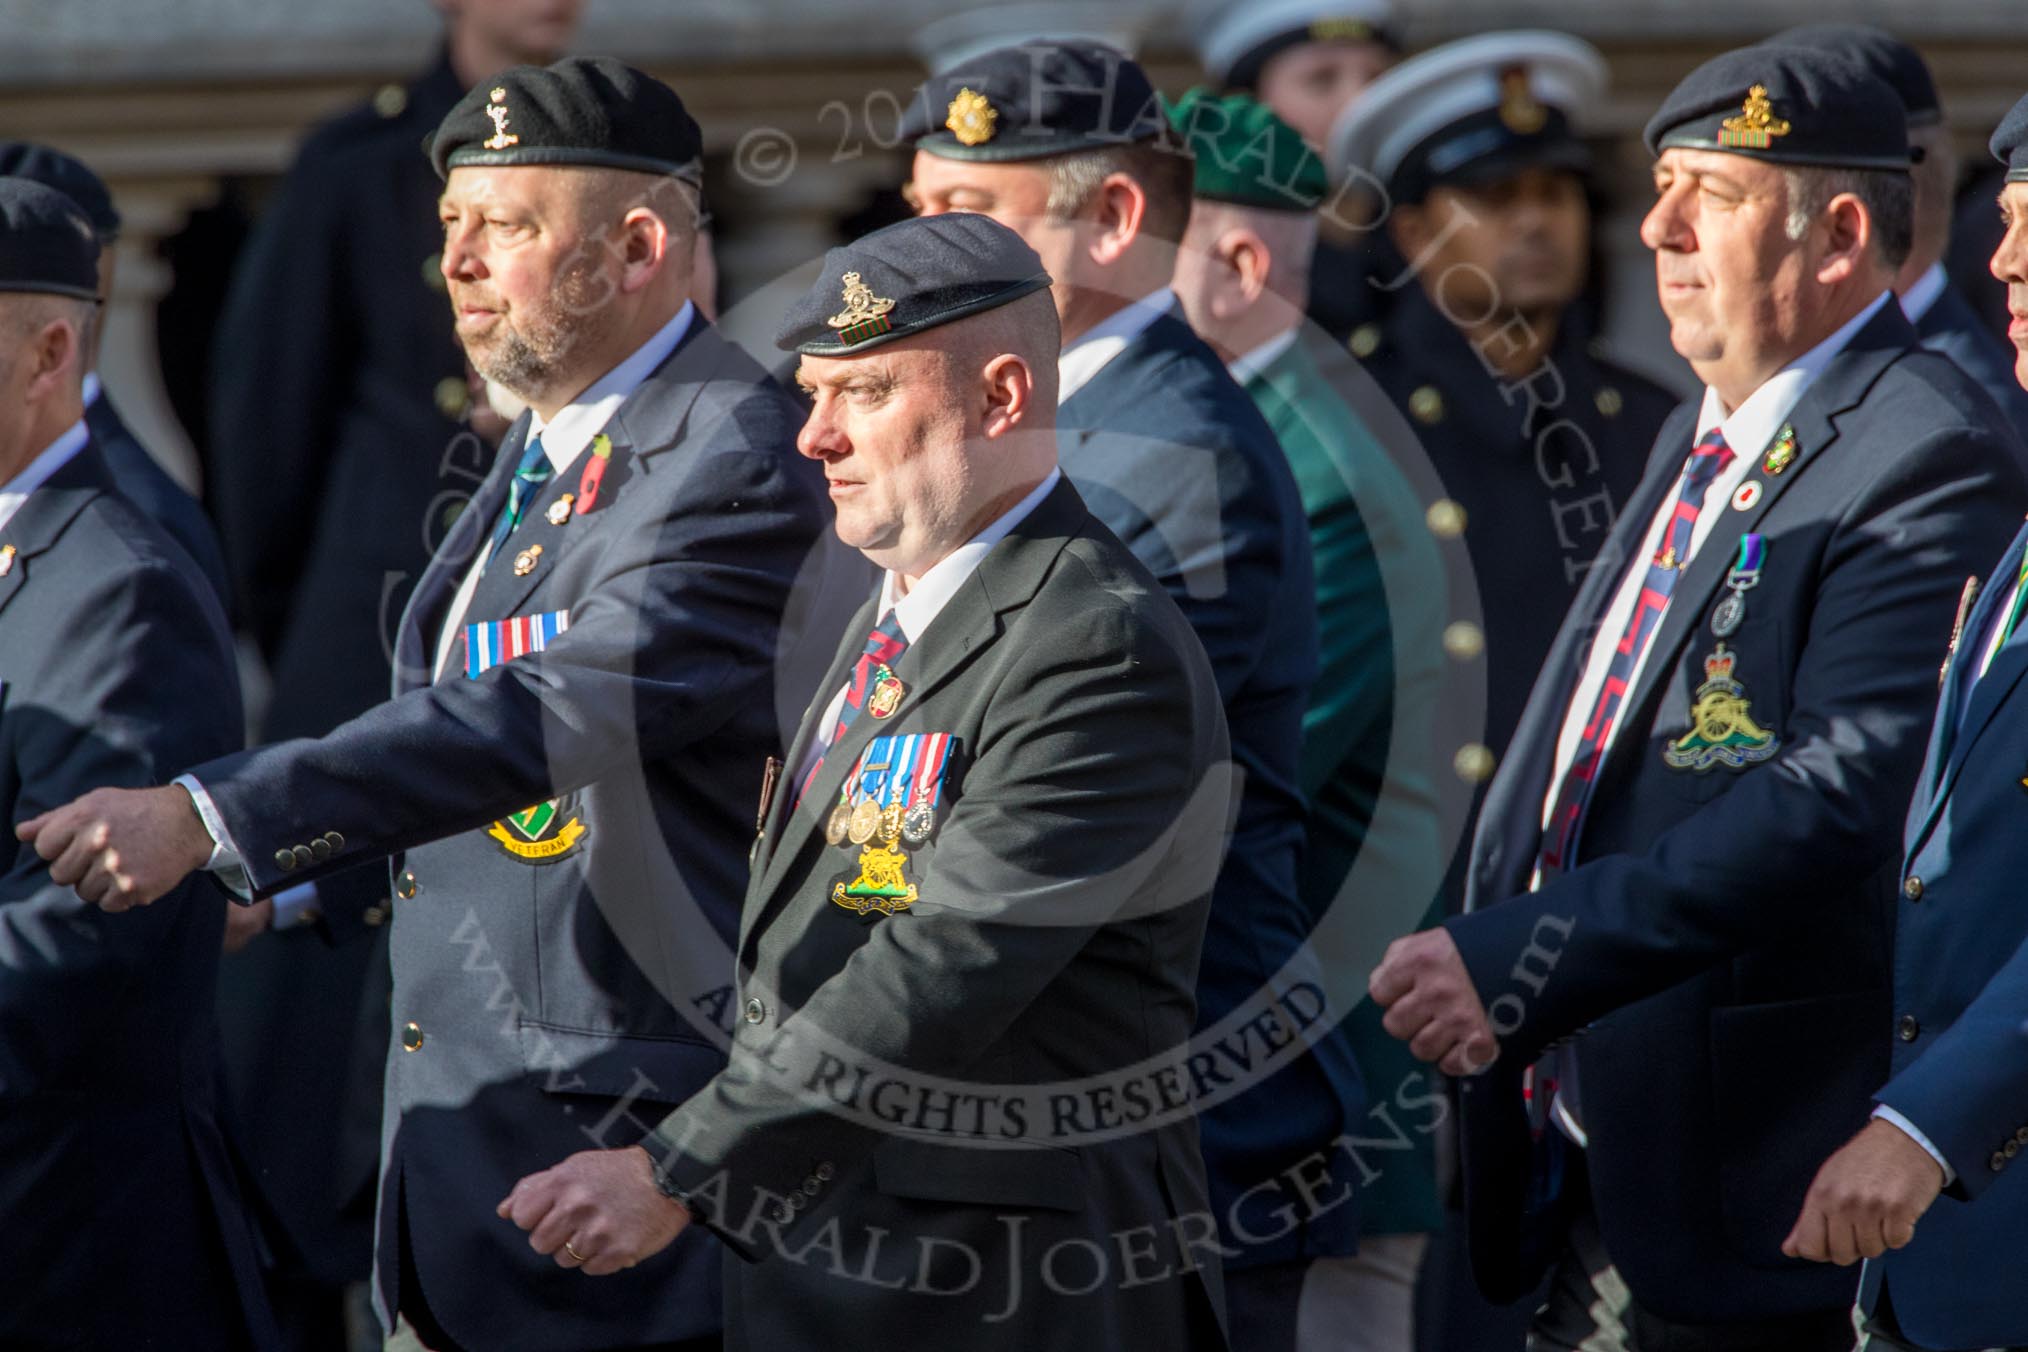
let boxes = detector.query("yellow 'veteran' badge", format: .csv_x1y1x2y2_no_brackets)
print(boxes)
1718,84,1791,150
484,85,519,151
946,87,998,147
1498,66,1546,134
828,271,897,345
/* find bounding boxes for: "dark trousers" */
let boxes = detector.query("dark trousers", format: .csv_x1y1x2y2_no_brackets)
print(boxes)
1528,1162,1853,1352
1858,1285,2027,1352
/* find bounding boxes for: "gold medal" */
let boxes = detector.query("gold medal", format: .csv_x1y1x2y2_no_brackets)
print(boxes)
878,802,905,844
825,803,851,847
847,798,881,845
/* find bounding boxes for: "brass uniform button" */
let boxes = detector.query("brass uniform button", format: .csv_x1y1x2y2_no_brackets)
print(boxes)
401,1021,424,1052
1595,386,1624,418
309,837,332,862
291,844,315,870
1898,1014,1920,1043
1992,1151,2008,1173
373,83,408,119
275,848,298,872
1903,876,1923,901
396,870,418,900
1409,385,1445,425
1425,498,1467,538
771,1200,794,1223
743,997,766,1025
434,376,470,421
815,1161,835,1181
2015,1126,2028,1146
1348,323,1382,359
1454,744,1496,784
2009,1140,2023,1161
1443,621,1485,662
363,904,389,928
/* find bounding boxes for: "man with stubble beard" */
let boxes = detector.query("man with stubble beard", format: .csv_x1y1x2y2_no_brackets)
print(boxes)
21,59,828,1352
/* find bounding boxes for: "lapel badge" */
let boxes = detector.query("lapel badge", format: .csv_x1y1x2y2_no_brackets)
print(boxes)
1663,644,1782,772
867,670,905,719
513,543,543,577
0,544,13,578
1731,480,1763,512
484,85,520,151
546,494,574,525
1718,84,1791,150
828,272,896,346
1763,424,1798,475
945,87,998,147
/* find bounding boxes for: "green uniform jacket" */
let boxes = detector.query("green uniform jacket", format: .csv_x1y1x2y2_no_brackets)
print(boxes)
1245,333,1449,1236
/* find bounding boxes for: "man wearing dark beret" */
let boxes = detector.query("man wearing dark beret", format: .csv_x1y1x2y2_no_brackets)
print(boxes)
1170,86,1449,1351
902,43,1323,1346
0,179,276,1350
1772,24,2028,452
497,210,1233,1349
201,7,582,1342
0,142,229,610
1369,44,2028,1349
22,57,832,1352
1781,89,2028,1352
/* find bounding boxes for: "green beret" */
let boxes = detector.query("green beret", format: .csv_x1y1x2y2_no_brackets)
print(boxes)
1165,87,1327,212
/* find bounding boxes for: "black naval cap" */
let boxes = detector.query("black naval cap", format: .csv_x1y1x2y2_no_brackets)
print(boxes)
1645,45,1912,173
0,178,101,301
0,142,120,243
1990,92,2028,184
429,56,702,183
775,213,1051,356
900,39,1176,163
1766,24,1941,128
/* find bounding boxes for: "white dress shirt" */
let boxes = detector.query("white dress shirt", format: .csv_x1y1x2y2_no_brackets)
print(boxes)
793,468,1063,792
0,418,89,534
183,302,698,923
1057,288,1174,404
1225,329,1299,387
1540,290,1894,842
1898,261,1949,326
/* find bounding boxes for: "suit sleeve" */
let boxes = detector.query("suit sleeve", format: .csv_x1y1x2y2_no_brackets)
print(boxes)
0,557,241,1088
1448,425,2026,1059
639,591,1230,1260
1876,937,2028,1198
190,426,820,898
207,139,351,658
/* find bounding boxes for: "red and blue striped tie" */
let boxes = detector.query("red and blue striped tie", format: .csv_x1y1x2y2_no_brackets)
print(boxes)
1540,430,1735,873
796,609,909,807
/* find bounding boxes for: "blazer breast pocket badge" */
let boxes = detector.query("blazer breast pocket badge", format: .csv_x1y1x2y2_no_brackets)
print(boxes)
1666,533,1781,773
827,731,953,916
464,609,587,861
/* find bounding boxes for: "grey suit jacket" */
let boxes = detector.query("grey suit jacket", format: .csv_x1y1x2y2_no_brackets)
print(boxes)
647,479,1233,1350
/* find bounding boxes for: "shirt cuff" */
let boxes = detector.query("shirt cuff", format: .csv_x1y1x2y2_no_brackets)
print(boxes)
270,881,321,929
173,774,253,901
1872,1104,1956,1187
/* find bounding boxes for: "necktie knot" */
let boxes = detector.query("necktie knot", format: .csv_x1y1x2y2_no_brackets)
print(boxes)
485,434,554,567
862,609,908,664
1685,430,1734,487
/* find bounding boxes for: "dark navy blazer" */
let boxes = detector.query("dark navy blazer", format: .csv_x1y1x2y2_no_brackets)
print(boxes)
1914,274,2028,464
1056,309,1352,1266
86,389,230,610
1446,301,2028,1323
0,442,275,1349
185,320,833,1351
1860,517,2028,1350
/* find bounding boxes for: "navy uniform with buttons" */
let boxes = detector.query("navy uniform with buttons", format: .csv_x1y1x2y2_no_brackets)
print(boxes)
1443,49,2028,1333
1854,96,2028,1352
201,46,474,1311
0,180,276,1352
1331,35,1678,838
0,141,231,608
1770,22,2028,454
642,212,1232,1352
179,62,830,1350
902,41,1331,1281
